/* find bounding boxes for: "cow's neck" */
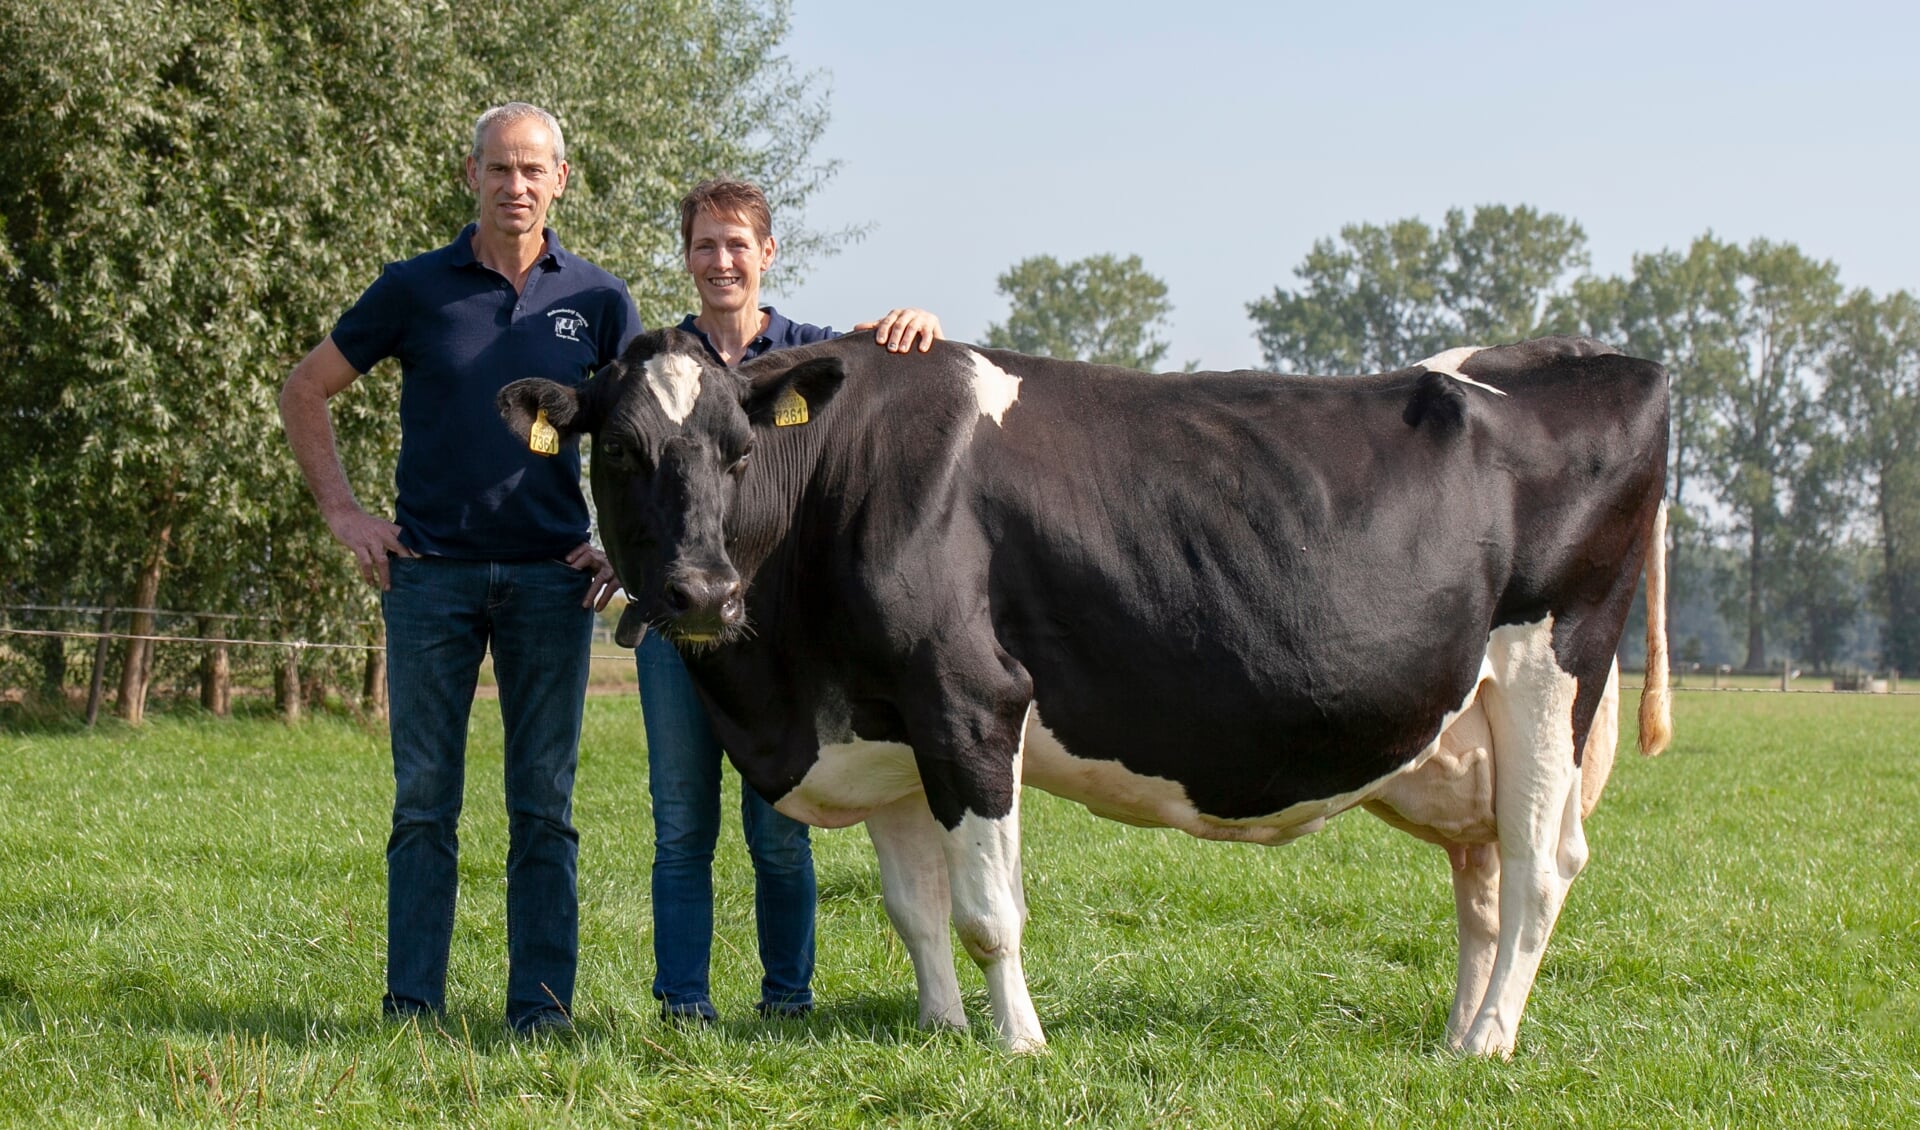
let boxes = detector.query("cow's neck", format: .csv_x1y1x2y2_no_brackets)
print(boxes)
725,416,832,583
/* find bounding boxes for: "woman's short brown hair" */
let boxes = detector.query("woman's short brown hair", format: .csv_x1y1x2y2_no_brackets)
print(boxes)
679,179,773,254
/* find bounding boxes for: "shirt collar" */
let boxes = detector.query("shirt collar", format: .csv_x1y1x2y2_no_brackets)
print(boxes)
677,306,787,365
448,223,566,271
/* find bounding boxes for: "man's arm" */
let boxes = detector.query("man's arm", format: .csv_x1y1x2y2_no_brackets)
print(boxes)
279,336,414,590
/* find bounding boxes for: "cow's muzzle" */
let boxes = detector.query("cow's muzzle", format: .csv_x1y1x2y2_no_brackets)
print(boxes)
661,570,746,644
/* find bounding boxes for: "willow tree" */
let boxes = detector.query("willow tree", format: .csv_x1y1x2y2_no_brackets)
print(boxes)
0,0,835,719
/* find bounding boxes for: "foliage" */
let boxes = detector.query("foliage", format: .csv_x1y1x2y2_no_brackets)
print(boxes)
982,253,1176,370
1825,289,1920,673
3,693,1920,1125
0,0,835,715
1247,204,1588,373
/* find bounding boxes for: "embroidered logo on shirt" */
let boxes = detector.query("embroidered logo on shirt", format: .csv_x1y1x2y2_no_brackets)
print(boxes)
548,308,589,342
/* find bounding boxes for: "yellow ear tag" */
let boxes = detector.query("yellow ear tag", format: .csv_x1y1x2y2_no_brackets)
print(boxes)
772,387,810,428
528,408,561,456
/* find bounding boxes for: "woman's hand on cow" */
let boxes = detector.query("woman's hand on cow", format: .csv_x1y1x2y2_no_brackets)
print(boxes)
325,507,414,591
566,542,620,611
854,308,944,354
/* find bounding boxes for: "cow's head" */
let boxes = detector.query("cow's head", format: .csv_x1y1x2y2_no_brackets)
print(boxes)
498,327,846,649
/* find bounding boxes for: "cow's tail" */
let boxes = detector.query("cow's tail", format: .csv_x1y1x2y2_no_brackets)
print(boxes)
1637,500,1672,756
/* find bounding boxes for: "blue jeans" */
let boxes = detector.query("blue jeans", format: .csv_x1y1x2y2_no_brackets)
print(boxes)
637,629,816,1013
381,555,593,1030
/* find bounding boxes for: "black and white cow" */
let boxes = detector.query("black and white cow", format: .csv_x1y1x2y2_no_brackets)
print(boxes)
500,331,1672,1057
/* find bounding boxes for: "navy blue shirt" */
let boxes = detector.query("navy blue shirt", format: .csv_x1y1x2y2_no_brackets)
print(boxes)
674,307,834,364
332,224,641,560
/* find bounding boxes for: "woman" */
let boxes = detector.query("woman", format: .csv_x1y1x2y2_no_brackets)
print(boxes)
640,178,941,1024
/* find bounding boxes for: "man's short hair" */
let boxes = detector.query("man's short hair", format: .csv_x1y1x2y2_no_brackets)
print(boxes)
471,103,566,165
679,179,773,255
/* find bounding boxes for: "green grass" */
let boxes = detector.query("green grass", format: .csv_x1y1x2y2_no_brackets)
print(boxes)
2,691,1918,1126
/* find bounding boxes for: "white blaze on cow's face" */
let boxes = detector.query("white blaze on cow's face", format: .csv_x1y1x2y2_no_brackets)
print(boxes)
967,350,1021,426
644,352,703,424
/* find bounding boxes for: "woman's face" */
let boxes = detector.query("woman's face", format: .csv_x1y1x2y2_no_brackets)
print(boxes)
685,210,775,317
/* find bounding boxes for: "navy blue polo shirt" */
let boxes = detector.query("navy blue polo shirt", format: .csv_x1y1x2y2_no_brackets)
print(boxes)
332,224,641,560
675,307,834,364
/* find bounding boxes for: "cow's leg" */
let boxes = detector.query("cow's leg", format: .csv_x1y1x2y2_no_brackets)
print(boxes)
1457,622,1586,1058
941,776,1042,1052
910,692,1043,1053
1444,841,1500,1047
863,791,968,1032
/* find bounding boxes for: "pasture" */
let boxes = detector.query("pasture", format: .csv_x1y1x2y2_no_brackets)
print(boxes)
2,690,1917,1127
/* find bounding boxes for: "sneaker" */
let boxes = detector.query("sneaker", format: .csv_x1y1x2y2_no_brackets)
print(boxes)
660,1000,718,1026
511,1009,576,1041
381,997,441,1025
754,999,813,1020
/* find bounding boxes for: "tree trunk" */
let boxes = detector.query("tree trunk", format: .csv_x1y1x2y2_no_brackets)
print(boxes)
276,648,304,723
116,526,171,724
362,624,388,722
1743,520,1767,672
38,633,68,703
199,615,231,716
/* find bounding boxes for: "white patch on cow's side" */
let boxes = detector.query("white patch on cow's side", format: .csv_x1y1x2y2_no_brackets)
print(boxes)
643,352,703,424
966,350,1022,426
1415,345,1509,397
773,739,921,828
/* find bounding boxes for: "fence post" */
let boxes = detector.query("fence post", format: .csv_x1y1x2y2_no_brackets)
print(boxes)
85,609,112,727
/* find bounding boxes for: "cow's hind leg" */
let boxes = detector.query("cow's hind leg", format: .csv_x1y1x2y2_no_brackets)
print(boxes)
1445,841,1500,1047
1458,620,1587,1057
864,791,968,1032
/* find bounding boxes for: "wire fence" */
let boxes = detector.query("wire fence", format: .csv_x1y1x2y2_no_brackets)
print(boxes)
0,606,624,660
2,606,1911,696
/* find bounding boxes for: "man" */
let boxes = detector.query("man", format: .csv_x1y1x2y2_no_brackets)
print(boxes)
279,102,637,1036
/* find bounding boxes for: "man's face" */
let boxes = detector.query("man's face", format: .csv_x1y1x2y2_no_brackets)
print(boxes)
466,116,568,239
685,211,775,316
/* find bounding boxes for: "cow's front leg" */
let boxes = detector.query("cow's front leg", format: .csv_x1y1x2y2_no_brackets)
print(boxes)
914,699,1044,1053
864,791,967,1032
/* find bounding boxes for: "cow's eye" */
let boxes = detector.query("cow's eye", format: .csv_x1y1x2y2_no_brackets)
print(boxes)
728,451,752,477
600,440,626,462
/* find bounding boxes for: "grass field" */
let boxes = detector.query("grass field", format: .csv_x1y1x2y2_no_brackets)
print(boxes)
2,690,1917,1127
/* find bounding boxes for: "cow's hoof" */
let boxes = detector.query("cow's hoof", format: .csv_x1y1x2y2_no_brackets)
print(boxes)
1453,1027,1516,1059
1003,1033,1048,1055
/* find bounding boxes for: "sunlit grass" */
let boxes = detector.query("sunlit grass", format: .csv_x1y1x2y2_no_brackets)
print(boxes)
2,691,1917,1126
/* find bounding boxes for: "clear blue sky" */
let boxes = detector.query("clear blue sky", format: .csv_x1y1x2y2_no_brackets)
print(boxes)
769,0,1919,371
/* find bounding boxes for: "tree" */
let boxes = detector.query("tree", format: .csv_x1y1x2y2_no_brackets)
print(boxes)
1247,204,1587,373
1825,288,1920,674
1546,235,1749,662
0,0,836,719
1704,241,1843,671
983,254,1175,370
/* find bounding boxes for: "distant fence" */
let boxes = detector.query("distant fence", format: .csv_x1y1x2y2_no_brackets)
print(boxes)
0,604,627,725
2,605,1913,726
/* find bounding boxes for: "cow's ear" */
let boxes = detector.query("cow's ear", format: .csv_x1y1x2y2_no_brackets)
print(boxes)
498,375,605,443
741,356,847,429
